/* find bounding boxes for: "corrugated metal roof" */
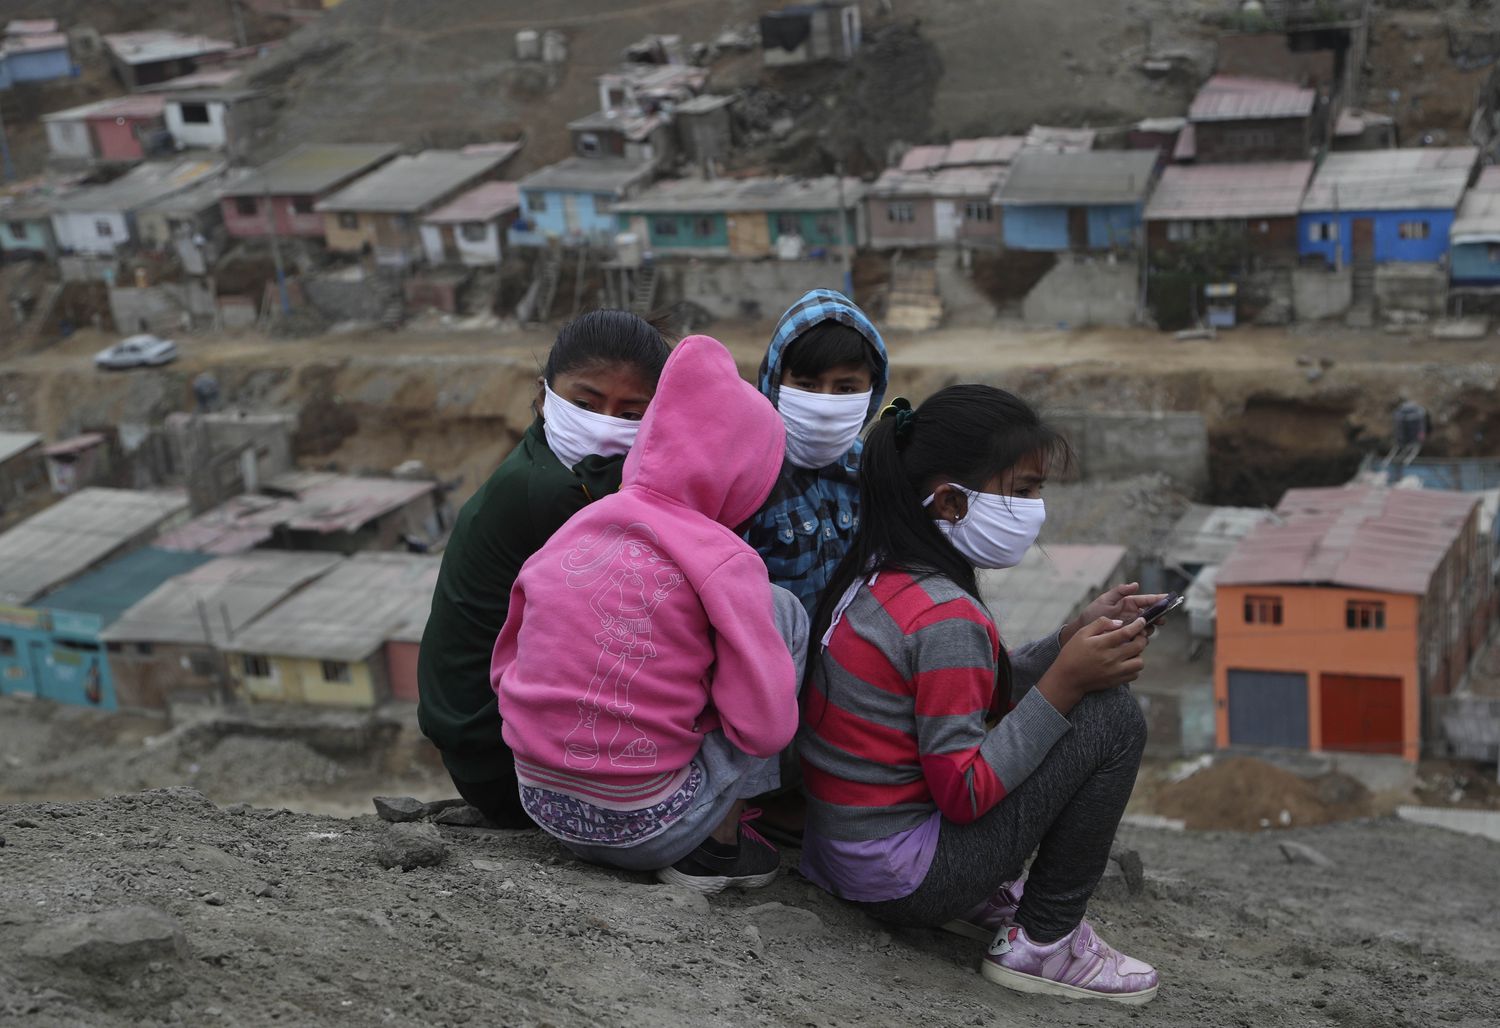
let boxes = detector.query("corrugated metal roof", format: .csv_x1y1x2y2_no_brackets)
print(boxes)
50,160,223,215
1162,504,1276,570
156,472,436,556
138,68,242,93
39,548,212,627
567,110,667,141
869,165,1007,199
900,137,1024,172
612,174,865,214
998,150,1158,206
222,552,440,662
7,19,59,34
139,167,254,217
518,156,657,195
2,31,65,54
1023,125,1097,154
1302,147,1478,213
42,94,166,123
0,430,42,465
423,181,520,224
103,31,233,67
0,488,189,605
316,147,518,214
41,432,106,457
979,544,1128,645
1189,75,1317,122
102,550,343,646
1450,166,1500,242
1145,161,1314,221
1217,485,1479,594
675,94,735,115
223,143,401,199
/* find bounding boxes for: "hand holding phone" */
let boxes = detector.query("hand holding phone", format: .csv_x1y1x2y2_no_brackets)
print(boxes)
1137,592,1184,627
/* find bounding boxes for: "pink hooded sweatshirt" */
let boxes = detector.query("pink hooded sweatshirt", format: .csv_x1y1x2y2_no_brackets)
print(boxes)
492,334,797,807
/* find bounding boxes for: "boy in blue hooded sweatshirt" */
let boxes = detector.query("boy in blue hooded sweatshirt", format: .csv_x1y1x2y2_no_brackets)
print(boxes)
745,289,889,621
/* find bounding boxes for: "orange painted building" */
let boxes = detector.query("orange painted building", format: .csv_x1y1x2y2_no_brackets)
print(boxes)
1214,486,1489,763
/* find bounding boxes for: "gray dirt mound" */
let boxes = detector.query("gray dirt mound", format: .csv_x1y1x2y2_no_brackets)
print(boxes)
2,790,1498,1027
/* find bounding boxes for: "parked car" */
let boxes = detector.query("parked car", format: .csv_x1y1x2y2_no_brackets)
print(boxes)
94,334,179,370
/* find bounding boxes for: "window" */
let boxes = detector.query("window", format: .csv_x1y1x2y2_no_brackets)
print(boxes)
241,654,272,678
179,102,211,125
461,221,488,242
292,196,315,215
1488,243,1500,264
814,215,837,239
188,653,218,678
106,641,122,653
1398,221,1430,240
692,216,716,238
95,220,114,238
594,194,614,210
1308,221,1338,242
653,217,679,237
964,201,994,222
235,196,259,217
577,132,601,156
776,214,802,236
1243,595,1283,625
135,643,154,656
321,660,352,684
338,212,359,230
528,193,548,214
6,220,25,237
0,637,13,657
393,214,412,230
1346,600,1386,630
886,202,914,224
1167,220,1194,242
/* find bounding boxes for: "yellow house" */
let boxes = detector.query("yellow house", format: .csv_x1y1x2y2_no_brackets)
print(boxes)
223,552,439,710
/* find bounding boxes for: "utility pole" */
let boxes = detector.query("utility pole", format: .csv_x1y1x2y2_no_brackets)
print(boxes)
226,0,249,48
263,184,291,317
835,160,852,295
0,99,16,182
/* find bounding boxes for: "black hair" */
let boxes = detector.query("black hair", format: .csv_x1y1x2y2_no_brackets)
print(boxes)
543,309,672,386
781,320,878,380
810,385,1071,692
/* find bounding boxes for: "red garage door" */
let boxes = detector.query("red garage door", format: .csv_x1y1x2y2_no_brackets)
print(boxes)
1319,674,1403,755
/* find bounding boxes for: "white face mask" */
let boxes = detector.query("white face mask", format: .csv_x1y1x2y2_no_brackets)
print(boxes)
541,382,641,469
777,385,873,469
924,484,1046,570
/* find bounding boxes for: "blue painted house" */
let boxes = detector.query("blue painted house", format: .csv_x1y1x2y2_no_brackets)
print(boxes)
0,195,60,260
998,150,1158,252
1,548,209,710
0,25,75,89
1448,166,1500,287
510,156,656,247
611,175,866,258
1298,147,1478,267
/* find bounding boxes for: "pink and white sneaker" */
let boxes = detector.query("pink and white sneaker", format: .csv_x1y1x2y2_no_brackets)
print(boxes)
981,920,1159,1005
942,879,1024,942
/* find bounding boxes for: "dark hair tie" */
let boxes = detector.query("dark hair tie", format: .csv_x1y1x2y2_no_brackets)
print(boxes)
879,397,916,448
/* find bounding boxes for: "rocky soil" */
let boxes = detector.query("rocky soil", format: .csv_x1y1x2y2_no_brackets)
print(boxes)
2,787,1498,1028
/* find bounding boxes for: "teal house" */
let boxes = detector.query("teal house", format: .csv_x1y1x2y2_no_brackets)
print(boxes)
611,175,866,258
1449,166,1500,288
0,197,60,260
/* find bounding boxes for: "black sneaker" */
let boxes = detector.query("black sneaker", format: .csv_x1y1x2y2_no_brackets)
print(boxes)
655,809,780,894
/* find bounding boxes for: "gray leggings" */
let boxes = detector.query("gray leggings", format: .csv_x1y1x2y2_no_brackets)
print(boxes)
859,686,1147,943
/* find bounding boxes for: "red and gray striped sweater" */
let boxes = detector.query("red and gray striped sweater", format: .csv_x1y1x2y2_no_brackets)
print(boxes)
799,570,1072,841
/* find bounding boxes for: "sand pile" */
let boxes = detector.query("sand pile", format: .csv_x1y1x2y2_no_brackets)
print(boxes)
1153,756,1374,831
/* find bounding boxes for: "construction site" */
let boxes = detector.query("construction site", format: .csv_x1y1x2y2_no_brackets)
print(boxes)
2,0,1500,1025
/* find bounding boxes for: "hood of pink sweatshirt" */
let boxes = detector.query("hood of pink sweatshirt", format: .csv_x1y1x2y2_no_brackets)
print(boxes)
492,335,798,799
622,333,786,527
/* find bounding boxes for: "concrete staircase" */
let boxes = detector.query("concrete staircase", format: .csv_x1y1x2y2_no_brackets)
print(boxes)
884,256,943,331
529,249,562,324
1347,258,1375,328
629,263,658,316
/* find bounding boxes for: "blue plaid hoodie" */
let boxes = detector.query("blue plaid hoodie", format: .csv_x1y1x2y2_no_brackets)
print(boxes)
744,289,888,620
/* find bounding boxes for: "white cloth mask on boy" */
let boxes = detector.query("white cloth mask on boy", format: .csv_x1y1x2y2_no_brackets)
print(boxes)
777,386,873,469
923,485,1046,570
542,382,641,469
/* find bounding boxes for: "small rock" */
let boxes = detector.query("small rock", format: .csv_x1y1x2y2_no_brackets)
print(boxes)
1279,841,1334,869
433,804,491,828
372,796,427,823
471,858,507,872
1112,847,1146,895
22,906,187,967
421,798,469,819
202,893,225,907
741,925,764,958
0,835,6,847
740,901,824,938
13,818,39,829
375,822,449,871
650,885,711,916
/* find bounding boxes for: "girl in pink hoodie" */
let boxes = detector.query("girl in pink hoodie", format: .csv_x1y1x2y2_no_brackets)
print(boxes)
492,334,807,893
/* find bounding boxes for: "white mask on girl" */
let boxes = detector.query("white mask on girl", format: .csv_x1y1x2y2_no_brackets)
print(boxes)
923,484,1046,570
542,382,640,469
777,385,873,469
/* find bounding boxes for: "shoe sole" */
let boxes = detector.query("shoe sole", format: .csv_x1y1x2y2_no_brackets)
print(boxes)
941,919,997,943
654,866,780,895
980,961,1159,1005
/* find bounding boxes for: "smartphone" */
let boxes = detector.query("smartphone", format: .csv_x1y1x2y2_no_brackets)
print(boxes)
1138,593,1184,627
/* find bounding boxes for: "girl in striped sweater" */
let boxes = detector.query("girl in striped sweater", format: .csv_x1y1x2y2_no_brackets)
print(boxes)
799,385,1162,1005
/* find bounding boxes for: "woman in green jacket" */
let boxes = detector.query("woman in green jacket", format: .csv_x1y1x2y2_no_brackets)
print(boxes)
417,310,672,826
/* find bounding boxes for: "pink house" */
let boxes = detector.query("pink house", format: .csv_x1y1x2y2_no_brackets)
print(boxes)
42,94,166,163
220,142,399,240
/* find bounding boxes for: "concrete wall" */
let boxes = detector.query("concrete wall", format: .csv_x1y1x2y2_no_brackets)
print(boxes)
45,118,93,160
108,282,216,335
1021,254,1139,327
1049,409,1210,493
1374,262,1446,317
303,267,394,322
656,257,850,322
1292,265,1351,320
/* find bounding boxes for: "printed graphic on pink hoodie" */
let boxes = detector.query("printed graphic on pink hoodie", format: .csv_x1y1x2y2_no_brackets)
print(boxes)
492,334,797,806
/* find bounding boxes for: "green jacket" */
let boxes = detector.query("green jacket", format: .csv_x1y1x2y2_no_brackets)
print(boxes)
416,416,622,781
